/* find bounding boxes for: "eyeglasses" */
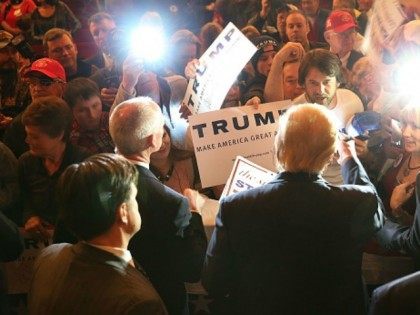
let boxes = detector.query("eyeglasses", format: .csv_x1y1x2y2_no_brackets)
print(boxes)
333,29,356,40
28,78,57,87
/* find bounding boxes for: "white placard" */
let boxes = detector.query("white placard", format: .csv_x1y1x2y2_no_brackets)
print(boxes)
183,22,257,114
3,228,53,294
189,100,291,187
221,156,277,198
363,0,406,59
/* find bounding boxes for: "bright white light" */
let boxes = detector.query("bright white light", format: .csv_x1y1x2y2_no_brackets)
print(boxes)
130,26,165,63
394,54,420,96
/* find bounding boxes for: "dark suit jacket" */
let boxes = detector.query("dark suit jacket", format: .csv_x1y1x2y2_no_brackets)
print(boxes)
28,242,167,315
0,211,23,315
308,8,331,43
203,157,383,315
370,271,420,314
347,50,364,71
377,174,420,265
129,165,207,315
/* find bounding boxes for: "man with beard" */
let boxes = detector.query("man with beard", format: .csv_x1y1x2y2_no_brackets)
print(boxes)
293,49,365,185
0,30,31,135
44,28,95,81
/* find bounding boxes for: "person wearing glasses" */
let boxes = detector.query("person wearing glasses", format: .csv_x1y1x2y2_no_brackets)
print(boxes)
324,10,364,72
3,57,66,157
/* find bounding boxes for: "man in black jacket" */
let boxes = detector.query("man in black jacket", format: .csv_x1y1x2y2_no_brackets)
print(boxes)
109,97,207,315
203,104,383,314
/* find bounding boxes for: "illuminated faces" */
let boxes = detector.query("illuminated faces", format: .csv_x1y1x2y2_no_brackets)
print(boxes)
402,116,420,154
304,67,338,106
286,13,310,45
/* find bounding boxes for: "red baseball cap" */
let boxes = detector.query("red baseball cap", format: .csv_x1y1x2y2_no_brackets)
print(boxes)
325,10,357,33
25,58,66,82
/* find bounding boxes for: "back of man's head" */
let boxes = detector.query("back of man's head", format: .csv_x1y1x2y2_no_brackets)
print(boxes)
298,49,343,86
275,103,337,173
57,153,138,241
109,97,164,156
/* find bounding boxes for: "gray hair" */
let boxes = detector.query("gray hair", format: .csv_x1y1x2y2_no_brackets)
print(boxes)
109,97,164,155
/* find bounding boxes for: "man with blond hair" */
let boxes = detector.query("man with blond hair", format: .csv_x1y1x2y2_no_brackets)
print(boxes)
203,104,383,315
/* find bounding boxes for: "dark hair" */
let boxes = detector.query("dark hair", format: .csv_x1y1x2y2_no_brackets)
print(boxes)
36,0,58,6
63,78,100,109
22,96,72,142
57,153,138,241
43,28,73,49
298,49,344,86
88,12,114,26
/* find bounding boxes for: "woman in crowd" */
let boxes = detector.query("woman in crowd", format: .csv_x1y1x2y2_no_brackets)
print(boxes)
377,101,420,224
241,35,280,106
0,0,36,35
19,96,88,238
29,0,80,42
150,125,199,195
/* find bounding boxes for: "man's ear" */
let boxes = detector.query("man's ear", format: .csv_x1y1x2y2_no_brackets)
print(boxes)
324,31,332,44
117,202,128,225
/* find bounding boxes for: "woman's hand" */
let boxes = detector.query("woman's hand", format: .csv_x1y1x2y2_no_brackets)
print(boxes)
390,181,416,216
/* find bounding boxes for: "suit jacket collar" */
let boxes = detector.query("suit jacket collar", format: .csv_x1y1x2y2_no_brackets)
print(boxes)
136,164,159,181
274,171,323,183
72,242,130,270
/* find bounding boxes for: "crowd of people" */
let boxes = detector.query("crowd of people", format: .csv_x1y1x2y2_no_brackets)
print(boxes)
1,0,420,314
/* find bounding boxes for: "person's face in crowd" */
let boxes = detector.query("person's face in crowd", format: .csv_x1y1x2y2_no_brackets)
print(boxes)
357,0,373,12
304,67,338,106
276,11,288,38
283,62,304,100
353,65,380,100
47,35,78,73
72,95,102,131
0,45,18,71
28,73,64,99
301,0,320,16
286,13,310,45
89,18,116,53
175,42,197,74
25,125,64,158
151,128,171,161
257,45,276,76
327,28,356,57
402,116,420,154
123,183,141,235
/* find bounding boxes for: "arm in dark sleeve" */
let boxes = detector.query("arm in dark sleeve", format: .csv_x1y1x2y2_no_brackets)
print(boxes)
342,157,384,232
0,142,19,215
377,174,420,259
248,12,266,32
170,197,207,282
0,211,24,261
202,201,234,298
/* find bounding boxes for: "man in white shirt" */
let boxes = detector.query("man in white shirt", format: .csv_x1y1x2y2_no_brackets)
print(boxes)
293,49,366,184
